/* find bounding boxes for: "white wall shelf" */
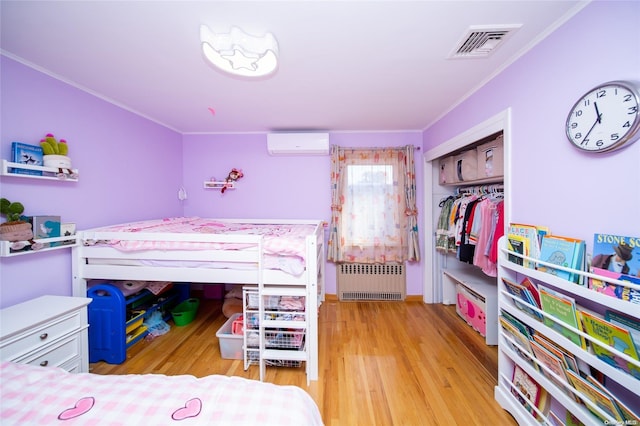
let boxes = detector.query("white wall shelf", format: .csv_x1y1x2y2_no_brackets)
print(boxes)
203,181,235,189
1,160,79,181
0,235,77,257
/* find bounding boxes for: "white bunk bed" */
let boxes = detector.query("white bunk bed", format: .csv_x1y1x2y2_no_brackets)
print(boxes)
71,217,325,382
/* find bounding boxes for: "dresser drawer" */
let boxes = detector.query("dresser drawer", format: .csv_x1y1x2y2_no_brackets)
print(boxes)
16,334,82,368
0,312,83,361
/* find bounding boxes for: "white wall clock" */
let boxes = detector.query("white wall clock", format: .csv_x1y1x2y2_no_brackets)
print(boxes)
565,80,640,153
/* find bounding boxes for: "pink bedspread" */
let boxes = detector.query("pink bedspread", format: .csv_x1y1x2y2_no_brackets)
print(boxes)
84,218,315,259
0,362,323,425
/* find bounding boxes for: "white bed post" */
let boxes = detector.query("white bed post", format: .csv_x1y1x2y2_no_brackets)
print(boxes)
71,243,87,297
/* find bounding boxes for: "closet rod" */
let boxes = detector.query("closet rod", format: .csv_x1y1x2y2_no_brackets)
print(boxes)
456,183,504,195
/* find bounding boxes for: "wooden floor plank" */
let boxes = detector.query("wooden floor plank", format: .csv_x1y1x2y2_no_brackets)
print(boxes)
89,293,516,425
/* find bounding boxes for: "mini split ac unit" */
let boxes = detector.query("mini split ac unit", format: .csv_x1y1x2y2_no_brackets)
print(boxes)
267,132,330,155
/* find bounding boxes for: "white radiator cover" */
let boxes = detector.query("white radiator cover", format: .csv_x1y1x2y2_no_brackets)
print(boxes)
337,263,406,301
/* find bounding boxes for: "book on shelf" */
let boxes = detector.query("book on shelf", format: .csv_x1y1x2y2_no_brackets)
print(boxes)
532,333,580,374
538,285,586,349
519,277,541,309
501,277,542,320
507,234,528,267
591,233,640,277
578,308,640,380
529,339,572,393
605,310,640,354
508,223,546,266
585,375,640,423
499,315,535,367
510,364,550,420
590,233,640,302
10,141,43,176
589,267,640,304
538,235,585,284
565,369,625,423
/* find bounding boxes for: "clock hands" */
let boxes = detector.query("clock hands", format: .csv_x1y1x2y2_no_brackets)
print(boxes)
581,101,603,145
594,101,602,124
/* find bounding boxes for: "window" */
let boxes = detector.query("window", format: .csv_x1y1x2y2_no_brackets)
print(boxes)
328,146,420,264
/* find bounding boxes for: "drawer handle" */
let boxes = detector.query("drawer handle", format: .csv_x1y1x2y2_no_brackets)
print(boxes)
39,333,49,340
40,360,49,367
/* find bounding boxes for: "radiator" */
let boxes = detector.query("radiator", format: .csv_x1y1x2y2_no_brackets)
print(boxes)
337,263,406,301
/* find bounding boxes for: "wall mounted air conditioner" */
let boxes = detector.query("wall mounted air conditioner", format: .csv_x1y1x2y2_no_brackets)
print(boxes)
267,132,330,155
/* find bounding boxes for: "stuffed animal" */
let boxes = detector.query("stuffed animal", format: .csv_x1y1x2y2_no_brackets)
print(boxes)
40,133,68,156
39,133,77,178
221,168,244,193
0,198,39,249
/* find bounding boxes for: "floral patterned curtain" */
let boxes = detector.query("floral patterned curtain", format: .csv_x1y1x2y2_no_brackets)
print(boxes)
327,145,420,263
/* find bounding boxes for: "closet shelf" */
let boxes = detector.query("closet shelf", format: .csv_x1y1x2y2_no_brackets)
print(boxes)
440,175,503,186
0,235,77,257
1,160,79,181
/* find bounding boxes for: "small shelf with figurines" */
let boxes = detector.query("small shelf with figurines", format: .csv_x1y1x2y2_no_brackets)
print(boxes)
3,134,78,181
0,197,76,257
1,160,79,181
0,235,77,257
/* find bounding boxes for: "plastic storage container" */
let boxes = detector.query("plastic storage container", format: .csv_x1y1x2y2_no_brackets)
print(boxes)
216,313,243,359
171,298,200,326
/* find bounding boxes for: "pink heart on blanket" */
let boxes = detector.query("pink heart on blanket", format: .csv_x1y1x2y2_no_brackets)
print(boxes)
58,396,95,420
172,398,202,420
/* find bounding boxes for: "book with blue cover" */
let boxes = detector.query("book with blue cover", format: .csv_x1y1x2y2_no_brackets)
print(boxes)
11,142,43,176
538,235,585,284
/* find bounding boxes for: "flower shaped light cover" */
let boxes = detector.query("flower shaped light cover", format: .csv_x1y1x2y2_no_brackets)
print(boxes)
200,24,279,78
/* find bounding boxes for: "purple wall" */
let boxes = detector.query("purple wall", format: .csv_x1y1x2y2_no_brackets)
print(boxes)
0,56,183,308
2,1,637,308
182,131,424,296
424,1,640,245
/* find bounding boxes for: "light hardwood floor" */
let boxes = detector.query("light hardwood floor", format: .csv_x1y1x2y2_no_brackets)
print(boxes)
90,293,517,426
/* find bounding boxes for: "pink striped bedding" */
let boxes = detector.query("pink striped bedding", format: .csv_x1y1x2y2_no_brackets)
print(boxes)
83,217,315,259
0,362,323,425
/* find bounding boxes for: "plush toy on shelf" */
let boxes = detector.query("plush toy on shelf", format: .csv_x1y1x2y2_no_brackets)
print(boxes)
0,197,42,250
221,168,244,193
39,133,78,179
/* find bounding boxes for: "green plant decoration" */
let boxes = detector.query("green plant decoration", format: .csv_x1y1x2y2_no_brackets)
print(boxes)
0,197,25,223
40,133,69,156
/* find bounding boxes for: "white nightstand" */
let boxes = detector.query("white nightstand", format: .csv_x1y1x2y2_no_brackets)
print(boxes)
0,295,91,373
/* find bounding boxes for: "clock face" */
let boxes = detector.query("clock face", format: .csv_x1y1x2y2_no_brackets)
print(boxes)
565,81,640,153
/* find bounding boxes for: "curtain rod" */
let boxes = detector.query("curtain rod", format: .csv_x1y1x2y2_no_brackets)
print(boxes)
332,145,420,151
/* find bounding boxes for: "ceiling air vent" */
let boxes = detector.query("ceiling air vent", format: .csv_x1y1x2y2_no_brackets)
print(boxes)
449,24,521,59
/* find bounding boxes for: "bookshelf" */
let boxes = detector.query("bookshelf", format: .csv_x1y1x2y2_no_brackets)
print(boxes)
495,236,640,425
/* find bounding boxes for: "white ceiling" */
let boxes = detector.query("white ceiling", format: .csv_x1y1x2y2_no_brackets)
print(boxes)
1,1,587,134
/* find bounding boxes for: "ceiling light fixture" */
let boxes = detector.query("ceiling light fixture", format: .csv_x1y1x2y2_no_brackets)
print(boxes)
200,24,279,78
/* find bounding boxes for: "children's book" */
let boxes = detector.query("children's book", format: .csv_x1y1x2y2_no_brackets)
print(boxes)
538,285,585,348
501,277,542,320
533,333,579,374
529,339,571,393
605,310,640,354
499,316,535,366
508,223,544,266
589,267,640,304
585,375,640,423
519,277,541,308
578,309,640,379
538,235,585,284
591,233,640,278
565,369,624,423
510,364,550,420
507,234,528,267
10,141,43,176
